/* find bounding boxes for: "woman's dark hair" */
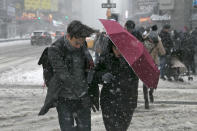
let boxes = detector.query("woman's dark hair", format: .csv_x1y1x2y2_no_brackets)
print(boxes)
67,20,95,38
125,20,135,33
107,39,114,53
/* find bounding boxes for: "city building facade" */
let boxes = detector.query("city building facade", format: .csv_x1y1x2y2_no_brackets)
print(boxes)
0,0,16,38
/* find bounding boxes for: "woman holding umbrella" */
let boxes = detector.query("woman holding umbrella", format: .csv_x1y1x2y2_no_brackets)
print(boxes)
94,37,139,131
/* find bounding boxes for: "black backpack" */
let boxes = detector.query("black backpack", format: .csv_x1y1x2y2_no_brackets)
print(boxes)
38,47,53,87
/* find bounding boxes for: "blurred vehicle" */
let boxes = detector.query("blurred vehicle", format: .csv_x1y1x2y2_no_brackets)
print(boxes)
31,31,52,45
49,31,55,39
55,31,64,39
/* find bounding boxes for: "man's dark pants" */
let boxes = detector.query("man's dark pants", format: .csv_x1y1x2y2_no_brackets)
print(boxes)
56,97,91,131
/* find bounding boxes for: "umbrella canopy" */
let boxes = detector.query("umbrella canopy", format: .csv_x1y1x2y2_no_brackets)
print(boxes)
99,19,160,88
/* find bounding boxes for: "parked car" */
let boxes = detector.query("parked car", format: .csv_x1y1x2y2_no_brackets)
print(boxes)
49,31,55,39
31,31,52,45
55,31,64,39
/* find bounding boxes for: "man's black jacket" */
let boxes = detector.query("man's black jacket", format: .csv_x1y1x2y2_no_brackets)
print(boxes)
159,30,173,55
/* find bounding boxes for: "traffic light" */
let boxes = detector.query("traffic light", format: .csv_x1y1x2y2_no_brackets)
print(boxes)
38,17,41,20
65,16,69,20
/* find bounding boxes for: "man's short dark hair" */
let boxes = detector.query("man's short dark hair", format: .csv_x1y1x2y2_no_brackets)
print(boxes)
163,24,171,29
125,20,135,30
67,20,95,39
110,13,119,22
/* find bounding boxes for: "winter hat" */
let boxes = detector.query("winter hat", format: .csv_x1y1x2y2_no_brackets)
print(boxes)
151,25,158,31
142,30,150,39
148,31,159,44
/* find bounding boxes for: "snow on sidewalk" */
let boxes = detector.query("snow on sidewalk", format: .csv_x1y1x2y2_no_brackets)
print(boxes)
0,83,196,131
0,58,197,130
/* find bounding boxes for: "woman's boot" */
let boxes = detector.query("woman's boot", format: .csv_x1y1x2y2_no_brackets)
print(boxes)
149,89,154,103
143,85,149,109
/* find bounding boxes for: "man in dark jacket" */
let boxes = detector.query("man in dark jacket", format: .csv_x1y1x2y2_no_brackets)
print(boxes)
38,20,98,131
159,24,173,80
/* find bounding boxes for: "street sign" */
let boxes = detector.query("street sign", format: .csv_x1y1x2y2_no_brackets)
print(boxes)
102,3,116,8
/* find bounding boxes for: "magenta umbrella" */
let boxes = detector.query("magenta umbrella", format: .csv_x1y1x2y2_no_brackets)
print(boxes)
99,19,160,89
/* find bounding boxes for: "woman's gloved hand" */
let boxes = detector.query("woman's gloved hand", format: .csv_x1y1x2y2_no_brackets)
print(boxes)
102,73,115,84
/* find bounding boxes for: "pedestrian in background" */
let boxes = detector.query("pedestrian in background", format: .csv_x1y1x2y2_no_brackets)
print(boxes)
143,30,166,109
159,24,173,81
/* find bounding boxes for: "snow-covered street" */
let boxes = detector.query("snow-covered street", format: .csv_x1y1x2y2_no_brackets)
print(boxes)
0,78,197,131
0,41,197,131
1,61,197,130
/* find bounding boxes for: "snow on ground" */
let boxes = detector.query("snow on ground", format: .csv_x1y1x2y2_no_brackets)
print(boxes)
0,40,30,48
0,51,197,130
0,59,43,85
0,78,197,131
0,50,96,86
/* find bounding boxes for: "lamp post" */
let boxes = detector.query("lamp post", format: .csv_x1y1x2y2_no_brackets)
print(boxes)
101,0,116,19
